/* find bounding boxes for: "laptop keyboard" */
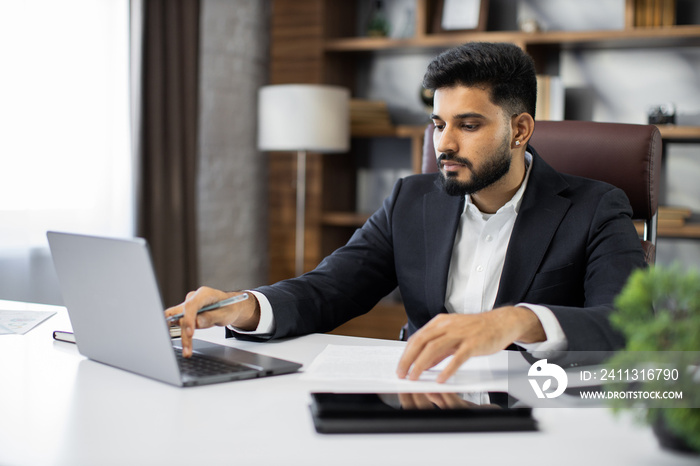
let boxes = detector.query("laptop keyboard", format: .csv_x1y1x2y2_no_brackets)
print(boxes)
174,350,252,378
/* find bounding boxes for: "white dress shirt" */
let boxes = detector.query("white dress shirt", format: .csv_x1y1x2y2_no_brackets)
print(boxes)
444,152,567,354
233,152,568,355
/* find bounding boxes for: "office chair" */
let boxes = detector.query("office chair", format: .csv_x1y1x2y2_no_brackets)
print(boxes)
421,120,662,264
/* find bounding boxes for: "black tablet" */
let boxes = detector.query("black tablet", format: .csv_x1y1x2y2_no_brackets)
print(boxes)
309,392,537,434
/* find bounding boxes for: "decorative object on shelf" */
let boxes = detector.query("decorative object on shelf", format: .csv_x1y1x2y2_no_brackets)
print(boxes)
258,85,350,276
535,75,564,121
436,0,488,32
366,0,391,37
517,0,625,31
676,112,700,126
648,103,676,125
518,18,541,33
657,205,691,229
606,265,700,454
350,99,394,135
419,87,434,112
632,0,676,27
397,4,416,38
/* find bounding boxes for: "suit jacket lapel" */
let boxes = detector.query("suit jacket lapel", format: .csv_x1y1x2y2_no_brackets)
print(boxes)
423,179,464,318
495,149,571,306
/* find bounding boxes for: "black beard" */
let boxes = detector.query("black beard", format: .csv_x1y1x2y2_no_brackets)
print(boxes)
437,141,512,197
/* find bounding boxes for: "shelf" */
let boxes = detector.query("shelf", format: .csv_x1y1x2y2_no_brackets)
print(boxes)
325,25,700,53
656,125,700,140
322,212,370,227
352,124,700,137
635,215,700,239
657,223,700,239
352,125,700,139
351,124,426,138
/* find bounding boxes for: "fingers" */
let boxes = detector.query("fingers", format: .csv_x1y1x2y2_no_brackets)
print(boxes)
407,340,455,381
398,393,436,410
435,347,472,383
398,393,475,410
425,392,476,409
396,312,514,383
164,286,229,358
396,315,455,381
396,322,437,379
403,337,471,383
180,297,197,358
163,290,197,323
397,393,418,409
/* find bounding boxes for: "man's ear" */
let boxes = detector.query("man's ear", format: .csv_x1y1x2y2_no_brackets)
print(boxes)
512,113,535,148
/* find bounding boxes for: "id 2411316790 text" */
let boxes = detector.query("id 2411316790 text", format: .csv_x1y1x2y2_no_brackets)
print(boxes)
581,368,679,382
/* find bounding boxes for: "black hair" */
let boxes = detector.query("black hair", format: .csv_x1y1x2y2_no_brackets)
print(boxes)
422,42,537,119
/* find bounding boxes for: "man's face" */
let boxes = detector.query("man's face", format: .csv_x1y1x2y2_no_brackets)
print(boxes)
431,85,513,197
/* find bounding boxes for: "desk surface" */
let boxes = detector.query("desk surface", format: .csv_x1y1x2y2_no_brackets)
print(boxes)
0,300,697,466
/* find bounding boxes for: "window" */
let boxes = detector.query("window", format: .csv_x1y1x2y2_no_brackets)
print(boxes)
0,0,132,250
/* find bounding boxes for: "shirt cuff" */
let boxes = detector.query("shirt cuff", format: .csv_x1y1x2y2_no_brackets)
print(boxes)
513,303,568,357
226,290,275,335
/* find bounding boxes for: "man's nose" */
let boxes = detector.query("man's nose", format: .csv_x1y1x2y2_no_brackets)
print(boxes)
434,126,458,155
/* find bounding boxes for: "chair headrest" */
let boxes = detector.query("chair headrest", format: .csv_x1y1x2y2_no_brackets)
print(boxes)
530,121,661,220
422,120,661,220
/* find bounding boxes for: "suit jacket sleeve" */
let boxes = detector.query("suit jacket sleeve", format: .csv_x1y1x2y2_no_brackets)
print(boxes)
541,187,645,351
495,155,647,352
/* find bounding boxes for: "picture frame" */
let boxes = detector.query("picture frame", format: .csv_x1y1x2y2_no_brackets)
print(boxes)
433,0,488,33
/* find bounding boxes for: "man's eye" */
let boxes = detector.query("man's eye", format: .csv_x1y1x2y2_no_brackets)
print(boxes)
462,124,478,130
433,123,445,131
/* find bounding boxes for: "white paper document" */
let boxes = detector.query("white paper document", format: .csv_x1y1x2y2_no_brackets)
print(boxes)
301,344,509,392
0,310,56,335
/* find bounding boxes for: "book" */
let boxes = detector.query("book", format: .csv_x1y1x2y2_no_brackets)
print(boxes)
536,75,564,121
350,99,394,135
52,325,182,344
634,0,675,27
658,205,692,228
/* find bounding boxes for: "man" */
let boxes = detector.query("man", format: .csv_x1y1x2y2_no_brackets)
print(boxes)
166,42,645,383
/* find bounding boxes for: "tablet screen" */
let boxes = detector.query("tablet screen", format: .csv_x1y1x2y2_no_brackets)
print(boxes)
309,392,537,434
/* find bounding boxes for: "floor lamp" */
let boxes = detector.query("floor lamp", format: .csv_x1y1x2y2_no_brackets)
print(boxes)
258,85,350,277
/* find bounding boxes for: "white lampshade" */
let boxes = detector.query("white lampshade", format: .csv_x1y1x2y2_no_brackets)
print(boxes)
258,84,350,153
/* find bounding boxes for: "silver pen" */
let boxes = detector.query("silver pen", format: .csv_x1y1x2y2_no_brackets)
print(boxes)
166,293,249,323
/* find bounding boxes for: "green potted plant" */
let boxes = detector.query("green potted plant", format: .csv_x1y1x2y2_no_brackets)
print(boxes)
607,264,700,453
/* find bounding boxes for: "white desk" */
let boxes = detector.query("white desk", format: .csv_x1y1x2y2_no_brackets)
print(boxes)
0,300,696,466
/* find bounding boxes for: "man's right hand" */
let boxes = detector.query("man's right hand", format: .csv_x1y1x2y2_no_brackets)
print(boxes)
164,286,261,357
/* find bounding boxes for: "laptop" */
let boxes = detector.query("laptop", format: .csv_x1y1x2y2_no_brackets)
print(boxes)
47,231,302,387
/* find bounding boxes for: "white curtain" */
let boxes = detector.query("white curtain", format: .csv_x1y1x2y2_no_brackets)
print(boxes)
0,0,132,303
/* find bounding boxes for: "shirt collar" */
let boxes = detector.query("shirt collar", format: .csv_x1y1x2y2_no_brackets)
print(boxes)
465,151,533,216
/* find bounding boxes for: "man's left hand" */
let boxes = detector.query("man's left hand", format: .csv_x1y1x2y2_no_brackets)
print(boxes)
396,306,546,383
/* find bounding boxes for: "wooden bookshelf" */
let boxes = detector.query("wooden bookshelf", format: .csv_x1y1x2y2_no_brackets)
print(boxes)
322,212,370,228
325,25,700,52
267,0,700,339
656,125,700,140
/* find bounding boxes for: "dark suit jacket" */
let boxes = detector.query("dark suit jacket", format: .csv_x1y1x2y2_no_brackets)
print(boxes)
228,149,646,351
